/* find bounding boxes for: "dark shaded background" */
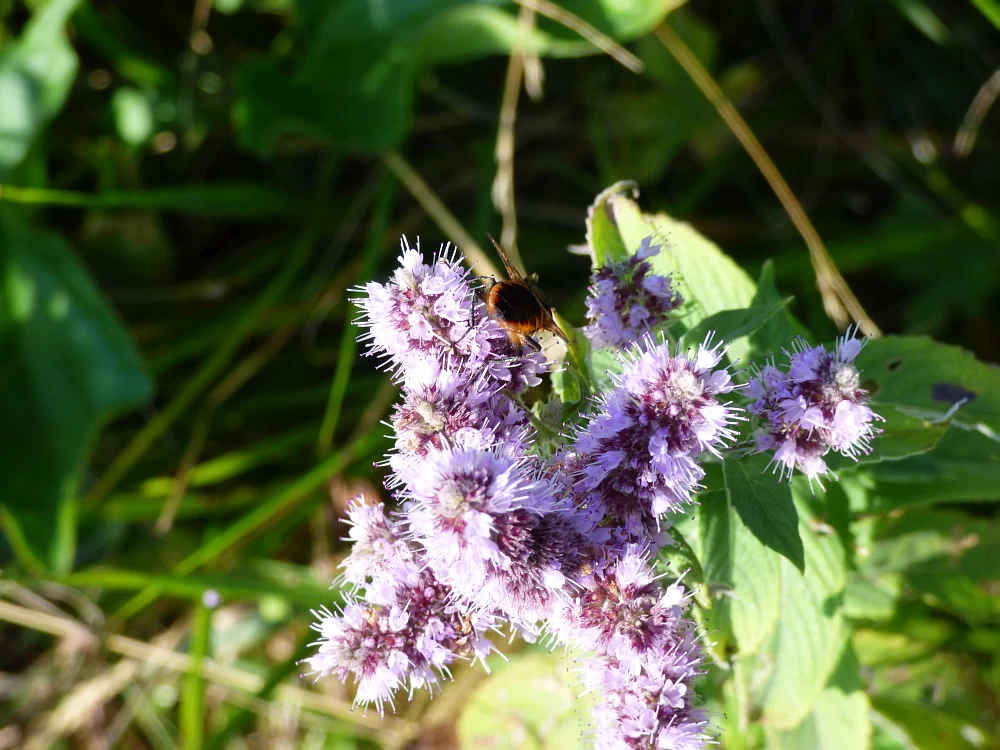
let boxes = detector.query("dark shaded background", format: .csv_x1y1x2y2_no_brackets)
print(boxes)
1,0,998,747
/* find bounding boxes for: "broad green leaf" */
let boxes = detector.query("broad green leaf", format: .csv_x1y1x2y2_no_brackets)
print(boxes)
748,259,798,360
0,212,151,572
767,646,872,750
826,403,949,473
856,336,1000,442
758,509,848,729
644,212,757,325
844,572,902,622
865,430,1000,510
234,58,414,155
728,504,781,656
0,0,81,178
723,454,804,572
456,652,596,750
696,474,781,657
872,697,986,750
584,180,646,266
680,297,792,359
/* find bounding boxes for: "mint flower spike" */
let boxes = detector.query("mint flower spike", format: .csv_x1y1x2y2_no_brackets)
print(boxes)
584,235,683,350
573,333,744,539
402,444,592,628
747,325,883,486
566,546,711,750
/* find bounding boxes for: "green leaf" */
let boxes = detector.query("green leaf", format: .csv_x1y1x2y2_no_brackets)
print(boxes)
856,336,1000,442
971,0,1000,28
748,259,798,359
0,0,82,178
766,646,872,750
234,58,414,155
865,430,1000,510
643,211,757,325
456,651,596,750
723,454,804,572
827,403,949,473
680,297,792,359
111,86,154,146
584,180,646,266
728,501,782,656
0,212,151,573
844,572,902,622
872,697,985,750
757,506,848,729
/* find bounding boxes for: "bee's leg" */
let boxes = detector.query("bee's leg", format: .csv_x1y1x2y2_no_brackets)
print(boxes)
524,335,542,353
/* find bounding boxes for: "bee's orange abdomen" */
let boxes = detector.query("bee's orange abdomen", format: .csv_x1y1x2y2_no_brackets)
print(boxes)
489,280,545,333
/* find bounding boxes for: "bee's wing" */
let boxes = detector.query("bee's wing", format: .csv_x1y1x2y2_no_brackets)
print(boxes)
485,232,524,280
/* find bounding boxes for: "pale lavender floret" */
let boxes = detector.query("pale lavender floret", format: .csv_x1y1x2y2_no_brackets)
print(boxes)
305,566,497,716
338,496,413,593
567,548,710,750
584,236,683,350
388,358,530,487
403,445,591,626
574,335,742,535
748,328,881,484
554,546,693,676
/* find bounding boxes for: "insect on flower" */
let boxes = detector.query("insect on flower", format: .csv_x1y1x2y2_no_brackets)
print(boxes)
479,233,570,353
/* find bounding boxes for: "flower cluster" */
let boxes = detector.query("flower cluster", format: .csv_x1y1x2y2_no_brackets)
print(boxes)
747,329,881,483
568,548,710,750
573,335,741,538
309,235,878,747
585,235,683,349
305,499,497,714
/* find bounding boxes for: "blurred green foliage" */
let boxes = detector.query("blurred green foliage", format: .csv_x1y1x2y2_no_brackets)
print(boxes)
0,0,998,748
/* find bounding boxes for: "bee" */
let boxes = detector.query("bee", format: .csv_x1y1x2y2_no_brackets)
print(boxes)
479,233,570,353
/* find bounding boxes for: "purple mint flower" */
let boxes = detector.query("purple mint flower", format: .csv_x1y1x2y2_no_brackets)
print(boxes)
584,236,683,349
354,237,547,392
747,328,881,484
580,578,712,750
554,546,693,676
403,445,589,626
305,566,497,716
388,358,529,486
338,496,413,592
574,335,742,534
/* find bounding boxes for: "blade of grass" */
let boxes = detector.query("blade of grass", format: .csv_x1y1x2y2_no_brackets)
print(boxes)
180,602,211,750
109,427,385,625
57,568,340,608
86,164,336,505
317,175,396,454
0,600,415,741
652,21,881,337
0,183,306,219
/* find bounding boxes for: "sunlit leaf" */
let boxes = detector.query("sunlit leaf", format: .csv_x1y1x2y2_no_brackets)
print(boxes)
0,0,81,178
0,211,151,572
456,651,596,750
